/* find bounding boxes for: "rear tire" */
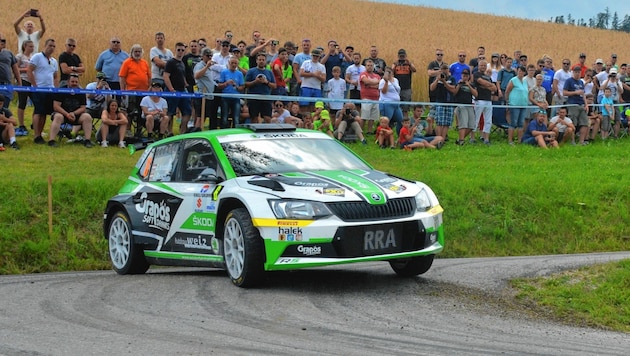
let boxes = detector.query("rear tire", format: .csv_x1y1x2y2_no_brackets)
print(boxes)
389,255,434,277
108,211,149,275
223,208,265,288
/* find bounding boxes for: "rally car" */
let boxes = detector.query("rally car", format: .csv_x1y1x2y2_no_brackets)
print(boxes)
104,124,444,287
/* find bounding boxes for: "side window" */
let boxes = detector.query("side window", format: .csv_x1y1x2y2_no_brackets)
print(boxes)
148,142,181,182
181,139,218,182
136,148,154,180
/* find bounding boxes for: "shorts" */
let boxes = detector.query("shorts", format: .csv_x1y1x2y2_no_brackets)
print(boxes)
166,96,192,116
522,136,538,145
601,115,611,131
17,80,33,110
456,106,475,129
248,99,272,120
299,87,322,106
435,105,454,126
399,140,414,149
360,102,379,121
31,92,53,116
349,89,361,100
567,106,588,127
271,86,288,96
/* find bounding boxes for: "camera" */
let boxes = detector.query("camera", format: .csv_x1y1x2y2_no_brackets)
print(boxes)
271,40,279,46
30,9,38,16
440,73,446,79
345,108,352,115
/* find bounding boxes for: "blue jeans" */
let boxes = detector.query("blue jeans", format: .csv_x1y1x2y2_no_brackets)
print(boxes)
380,102,403,135
221,98,241,128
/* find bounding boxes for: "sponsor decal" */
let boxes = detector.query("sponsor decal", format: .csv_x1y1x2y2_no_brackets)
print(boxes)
297,245,321,256
211,237,220,254
205,200,217,213
211,185,223,201
277,258,300,264
386,184,407,193
323,188,345,197
181,212,216,231
262,133,308,138
194,184,213,198
278,226,303,241
135,192,171,230
174,235,213,250
371,193,381,201
364,228,397,251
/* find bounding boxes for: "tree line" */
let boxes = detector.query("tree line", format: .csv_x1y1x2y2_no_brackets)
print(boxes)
549,7,630,32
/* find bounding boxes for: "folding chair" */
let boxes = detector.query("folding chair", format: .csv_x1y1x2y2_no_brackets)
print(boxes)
491,104,509,136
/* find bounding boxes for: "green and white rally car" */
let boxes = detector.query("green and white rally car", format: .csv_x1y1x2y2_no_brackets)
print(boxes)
104,124,444,287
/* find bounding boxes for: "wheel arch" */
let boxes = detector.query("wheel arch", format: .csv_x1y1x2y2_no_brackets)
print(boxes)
216,198,266,264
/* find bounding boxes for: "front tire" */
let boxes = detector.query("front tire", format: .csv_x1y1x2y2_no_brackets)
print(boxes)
223,208,265,288
389,254,434,277
108,211,149,275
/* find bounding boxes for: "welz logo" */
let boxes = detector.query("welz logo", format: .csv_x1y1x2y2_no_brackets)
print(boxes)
297,245,321,256
364,229,396,251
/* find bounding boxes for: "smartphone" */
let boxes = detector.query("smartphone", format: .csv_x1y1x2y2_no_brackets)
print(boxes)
30,9,38,16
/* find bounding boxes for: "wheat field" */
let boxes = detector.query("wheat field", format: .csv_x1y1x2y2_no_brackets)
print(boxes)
3,0,628,100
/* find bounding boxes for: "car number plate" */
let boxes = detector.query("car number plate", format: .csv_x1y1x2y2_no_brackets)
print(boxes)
362,224,403,255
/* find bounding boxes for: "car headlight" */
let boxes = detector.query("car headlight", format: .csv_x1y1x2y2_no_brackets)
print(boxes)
269,200,332,219
415,188,432,211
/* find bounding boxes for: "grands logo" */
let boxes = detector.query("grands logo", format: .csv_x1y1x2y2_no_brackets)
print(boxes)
135,192,171,230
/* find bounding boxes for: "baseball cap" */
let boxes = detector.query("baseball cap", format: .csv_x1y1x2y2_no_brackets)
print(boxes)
311,48,322,56
314,101,325,109
151,82,162,88
398,48,406,55
595,58,604,64
320,110,330,120
96,71,107,80
579,52,586,58
609,67,618,74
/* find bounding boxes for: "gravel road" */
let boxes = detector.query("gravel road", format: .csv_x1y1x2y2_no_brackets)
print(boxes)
1,252,629,355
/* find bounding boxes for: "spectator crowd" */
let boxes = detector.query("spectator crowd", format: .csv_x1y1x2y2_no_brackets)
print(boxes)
0,9,628,151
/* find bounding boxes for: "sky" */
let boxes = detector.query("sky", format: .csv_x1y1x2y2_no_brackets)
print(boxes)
370,0,630,23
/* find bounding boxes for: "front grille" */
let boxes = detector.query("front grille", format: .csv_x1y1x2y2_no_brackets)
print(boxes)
327,197,416,222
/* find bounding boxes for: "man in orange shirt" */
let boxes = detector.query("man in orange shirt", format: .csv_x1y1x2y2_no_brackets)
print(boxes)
119,44,150,116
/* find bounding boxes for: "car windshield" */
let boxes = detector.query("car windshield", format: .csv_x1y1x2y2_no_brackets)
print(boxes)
221,137,371,176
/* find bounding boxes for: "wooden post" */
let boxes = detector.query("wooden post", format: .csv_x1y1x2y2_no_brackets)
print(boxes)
48,175,53,236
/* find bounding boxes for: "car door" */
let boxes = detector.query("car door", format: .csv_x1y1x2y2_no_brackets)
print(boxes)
131,140,185,251
167,138,223,257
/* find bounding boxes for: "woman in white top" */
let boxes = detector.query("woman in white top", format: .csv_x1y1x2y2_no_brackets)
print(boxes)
15,40,34,135
489,53,503,82
379,67,403,134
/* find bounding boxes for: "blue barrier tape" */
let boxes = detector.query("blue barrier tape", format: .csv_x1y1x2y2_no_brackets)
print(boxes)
0,84,626,109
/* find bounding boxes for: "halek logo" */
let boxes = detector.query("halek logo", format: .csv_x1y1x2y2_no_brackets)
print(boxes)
297,245,321,256
135,192,171,230
200,185,210,193
278,226,303,241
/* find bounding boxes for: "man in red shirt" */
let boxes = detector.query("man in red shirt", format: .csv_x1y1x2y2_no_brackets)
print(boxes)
271,47,289,96
359,59,380,134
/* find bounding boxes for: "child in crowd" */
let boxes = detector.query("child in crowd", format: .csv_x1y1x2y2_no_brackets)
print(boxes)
600,87,615,139
327,66,345,117
313,109,334,137
376,116,395,149
585,93,601,141
399,117,443,150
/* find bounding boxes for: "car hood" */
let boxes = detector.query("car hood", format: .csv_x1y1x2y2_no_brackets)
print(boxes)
235,170,419,204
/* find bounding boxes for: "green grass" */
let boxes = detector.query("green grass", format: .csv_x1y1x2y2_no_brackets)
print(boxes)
511,259,630,332
1,103,629,332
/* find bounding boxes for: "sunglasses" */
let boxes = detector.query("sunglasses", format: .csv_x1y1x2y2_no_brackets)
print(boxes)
222,44,229,47
459,55,466,57
111,40,120,44
436,53,443,56
563,62,570,65
176,48,186,52
199,43,207,47
66,44,76,47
